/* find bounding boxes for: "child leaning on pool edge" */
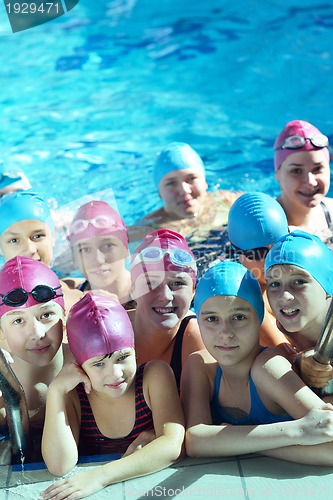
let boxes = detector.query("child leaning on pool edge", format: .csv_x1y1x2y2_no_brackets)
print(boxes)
264,230,333,394
42,293,184,500
181,260,333,465
0,257,71,447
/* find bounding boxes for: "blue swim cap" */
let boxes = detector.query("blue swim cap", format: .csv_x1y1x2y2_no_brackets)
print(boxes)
0,164,22,190
194,261,264,323
0,190,54,235
264,230,333,295
153,142,206,189
228,192,289,250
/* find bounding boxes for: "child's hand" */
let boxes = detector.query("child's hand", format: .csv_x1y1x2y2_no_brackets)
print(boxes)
41,468,104,499
299,350,333,388
50,362,91,395
295,407,333,445
122,429,156,457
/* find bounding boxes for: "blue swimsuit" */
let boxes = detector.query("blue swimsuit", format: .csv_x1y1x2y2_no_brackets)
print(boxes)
210,365,292,425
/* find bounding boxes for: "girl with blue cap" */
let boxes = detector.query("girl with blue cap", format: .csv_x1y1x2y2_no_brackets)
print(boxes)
265,230,333,393
0,190,83,325
129,143,240,274
228,192,290,347
182,260,333,465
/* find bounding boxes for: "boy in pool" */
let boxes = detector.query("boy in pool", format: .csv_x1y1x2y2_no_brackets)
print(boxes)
228,191,291,347
0,189,83,324
0,257,71,446
182,260,333,465
63,200,133,308
129,143,240,273
264,230,333,394
130,228,204,390
41,293,184,500
274,120,333,244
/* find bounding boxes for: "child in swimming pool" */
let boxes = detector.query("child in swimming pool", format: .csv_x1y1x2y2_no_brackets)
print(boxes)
129,143,240,272
182,260,333,465
0,257,71,443
130,228,204,390
274,120,333,244
228,191,290,347
41,293,184,500
0,190,83,326
264,230,333,394
63,200,133,308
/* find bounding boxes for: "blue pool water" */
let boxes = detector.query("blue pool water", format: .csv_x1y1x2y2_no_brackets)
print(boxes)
0,0,333,225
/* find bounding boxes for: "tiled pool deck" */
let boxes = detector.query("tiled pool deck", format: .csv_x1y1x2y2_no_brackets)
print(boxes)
1,449,332,500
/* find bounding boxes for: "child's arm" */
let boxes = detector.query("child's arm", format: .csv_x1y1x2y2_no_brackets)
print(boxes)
42,362,91,475
182,350,333,464
42,360,184,500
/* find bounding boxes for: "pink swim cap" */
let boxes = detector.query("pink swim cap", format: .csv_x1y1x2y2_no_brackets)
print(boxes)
67,293,135,365
0,256,64,318
68,200,128,247
274,120,330,172
130,228,197,284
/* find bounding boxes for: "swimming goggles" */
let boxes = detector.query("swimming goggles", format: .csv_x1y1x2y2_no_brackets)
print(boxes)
275,134,329,150
131,247,197,271
70,216,124,235
234,246,270,261
0,285,63,307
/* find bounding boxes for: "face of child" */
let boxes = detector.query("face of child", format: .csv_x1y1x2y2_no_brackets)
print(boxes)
0,301,64,367
198,295,260,367
82,348,136,398
74,235,129,289
275,149,330,209
133,270,194,330
265,264,329,341
158,167,208,219
0,220,54,268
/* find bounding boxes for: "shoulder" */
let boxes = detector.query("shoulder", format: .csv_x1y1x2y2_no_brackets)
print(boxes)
251,346,294,384
183,349,217,380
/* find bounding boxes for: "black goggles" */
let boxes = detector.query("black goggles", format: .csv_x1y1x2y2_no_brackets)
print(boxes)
234,246,270,261
275,134,329,151
0,285,63,308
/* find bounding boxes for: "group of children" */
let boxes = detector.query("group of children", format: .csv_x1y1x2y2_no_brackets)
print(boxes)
1,118,333,499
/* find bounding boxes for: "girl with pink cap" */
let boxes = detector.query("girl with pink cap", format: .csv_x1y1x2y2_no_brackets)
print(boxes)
64,200,133,308
0,256,70,441
130,228,205,390
274,120,333,242
41,293,184,499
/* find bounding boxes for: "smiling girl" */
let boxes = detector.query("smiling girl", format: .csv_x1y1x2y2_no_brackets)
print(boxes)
41,293,184,500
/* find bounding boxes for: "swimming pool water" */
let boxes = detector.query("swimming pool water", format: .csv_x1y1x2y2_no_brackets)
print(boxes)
0,0,332,225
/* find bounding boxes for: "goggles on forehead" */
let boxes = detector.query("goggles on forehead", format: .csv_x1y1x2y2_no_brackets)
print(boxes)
0,285,63,308
132,247,197,272
234,246,270,261
70,216,124,236
275,134,329,151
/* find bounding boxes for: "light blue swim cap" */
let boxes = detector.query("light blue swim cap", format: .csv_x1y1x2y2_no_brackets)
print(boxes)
194,261,264,323
228,192,289,250
264,230,333,295
0,190,54,235
153,142,206,189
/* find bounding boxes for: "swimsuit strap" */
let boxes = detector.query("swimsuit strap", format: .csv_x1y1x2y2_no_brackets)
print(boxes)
321,201,332,227
170,314,196,390
77,279,89,291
